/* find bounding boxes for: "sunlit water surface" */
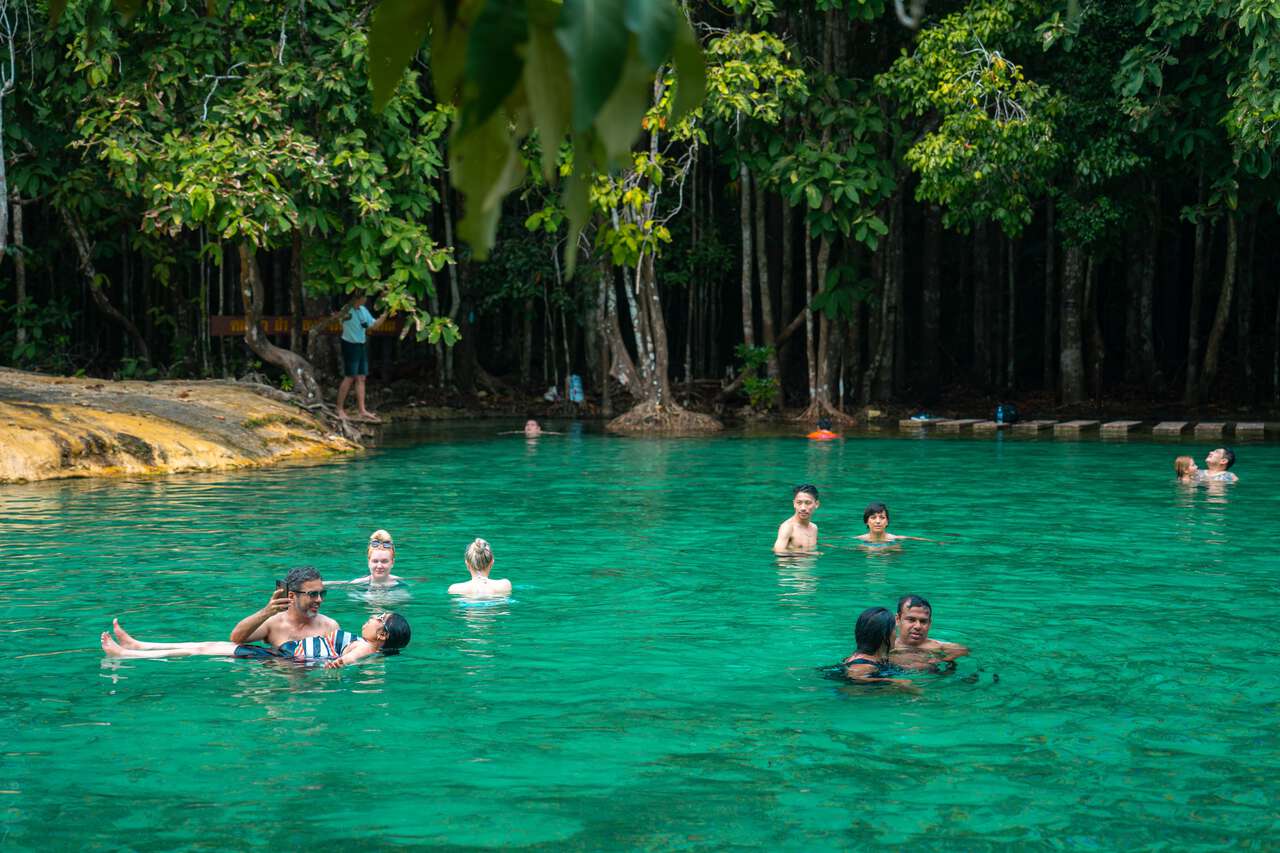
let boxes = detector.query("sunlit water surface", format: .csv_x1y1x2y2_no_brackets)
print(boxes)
1,425,1276,849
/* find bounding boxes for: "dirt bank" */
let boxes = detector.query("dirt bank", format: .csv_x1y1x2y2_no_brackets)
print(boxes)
0,369,358,483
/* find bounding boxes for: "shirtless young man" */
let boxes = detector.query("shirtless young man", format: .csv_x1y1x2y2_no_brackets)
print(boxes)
890,594,969,669
229,566,341,655
773,484,821,554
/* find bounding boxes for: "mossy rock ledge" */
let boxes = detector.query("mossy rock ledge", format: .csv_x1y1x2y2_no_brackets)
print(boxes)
0,368,358,483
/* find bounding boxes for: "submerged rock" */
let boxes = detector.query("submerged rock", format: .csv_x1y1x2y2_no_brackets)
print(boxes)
0,368,358,482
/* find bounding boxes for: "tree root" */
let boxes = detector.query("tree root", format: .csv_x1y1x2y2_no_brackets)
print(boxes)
607,400,723,434
792,400,856,426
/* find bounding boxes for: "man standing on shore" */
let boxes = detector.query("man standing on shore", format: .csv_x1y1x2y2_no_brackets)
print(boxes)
335,293,381,422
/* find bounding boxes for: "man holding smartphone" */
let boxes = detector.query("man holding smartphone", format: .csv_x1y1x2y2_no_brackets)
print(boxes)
230,566,340,656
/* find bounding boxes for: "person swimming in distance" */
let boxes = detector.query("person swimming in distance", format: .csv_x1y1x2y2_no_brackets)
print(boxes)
499,418,563,436
1201,447,1238,482
839,607,915,688
100,611,410,665
1174,455,1199,482
856,501,938,545
807,417,839,441
330,529,404,588
773,484,821,554
891,594,969,670
448,538,512,597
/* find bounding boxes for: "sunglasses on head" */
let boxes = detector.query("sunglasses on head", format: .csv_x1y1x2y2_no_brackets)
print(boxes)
369,539,394,550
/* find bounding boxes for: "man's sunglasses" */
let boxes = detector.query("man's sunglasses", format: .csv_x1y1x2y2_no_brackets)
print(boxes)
293,589,326,600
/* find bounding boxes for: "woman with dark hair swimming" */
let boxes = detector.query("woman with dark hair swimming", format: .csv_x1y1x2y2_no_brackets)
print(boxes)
839,607,914,687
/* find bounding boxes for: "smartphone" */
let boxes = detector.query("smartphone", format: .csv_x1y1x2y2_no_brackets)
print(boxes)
275,579,287,593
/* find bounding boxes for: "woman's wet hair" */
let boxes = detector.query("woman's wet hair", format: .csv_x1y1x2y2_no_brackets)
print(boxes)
465,538,494,573
863,501,889,523
284,565,322,591
1174,456,1195,477
855,607,896,655
380,613,411,654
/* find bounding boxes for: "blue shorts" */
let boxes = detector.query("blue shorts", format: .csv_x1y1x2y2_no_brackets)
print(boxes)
341,340,369,377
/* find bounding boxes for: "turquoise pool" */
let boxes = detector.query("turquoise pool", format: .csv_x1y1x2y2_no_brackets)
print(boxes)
1,426,1275,848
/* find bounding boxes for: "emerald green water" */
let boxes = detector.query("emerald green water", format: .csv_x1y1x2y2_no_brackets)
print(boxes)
2,427,1276,849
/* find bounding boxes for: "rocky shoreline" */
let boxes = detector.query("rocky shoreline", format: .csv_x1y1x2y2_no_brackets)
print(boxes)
0,369,359,483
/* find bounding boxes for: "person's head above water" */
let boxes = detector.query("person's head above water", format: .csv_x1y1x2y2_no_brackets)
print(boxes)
863,501,889,527
1205,447,1235,472
791,484,820,522
1174,456,1198,479
283,565,325,618
464,538,495,575
367,529,395,578
896,594,932,646
524,419,542,436
360,611,411,654
854,607,897,656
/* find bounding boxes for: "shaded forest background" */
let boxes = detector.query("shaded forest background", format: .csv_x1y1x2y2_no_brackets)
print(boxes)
4,0,1280,420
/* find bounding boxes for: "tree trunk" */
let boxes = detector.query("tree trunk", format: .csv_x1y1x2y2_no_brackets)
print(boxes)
1005,236,1016,392
804,231,816,406
1196,214,1237,403
972,222,991,388
1043,197,1057,390
919,204,942,401
779,200,794,366
1235,214,1256,401
755,186,780,385
864,194,901,402
599,269,613,417
739,163,755,349
1059,245,1085,404
1084,256,1105,403
1138,195,1161,385
238,243,322,403
289,229,304,354
1184,171,1209,401
12,195,26,348
520,296,534,388
61,207,152,364
441,173,461,382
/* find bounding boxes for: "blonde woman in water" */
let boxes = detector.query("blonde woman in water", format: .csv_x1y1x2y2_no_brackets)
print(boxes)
330,529,403,587
448,538,511,597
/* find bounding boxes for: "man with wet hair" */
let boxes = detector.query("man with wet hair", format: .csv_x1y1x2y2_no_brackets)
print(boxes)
229,565,341,654
891,594,969,669
1201,447,1238,482
773,484,821,553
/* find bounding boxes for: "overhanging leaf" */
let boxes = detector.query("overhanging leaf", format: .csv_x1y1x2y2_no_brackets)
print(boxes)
461,0,529,133
594,42,653,161
557,0,630,132
48,0,68,25
624,0,677,68
368,0,436,113
451,112,523,257
669,14,706,122
524,26,574,179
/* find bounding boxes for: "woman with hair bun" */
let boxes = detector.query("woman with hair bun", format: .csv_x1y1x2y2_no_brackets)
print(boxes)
448,538,512,597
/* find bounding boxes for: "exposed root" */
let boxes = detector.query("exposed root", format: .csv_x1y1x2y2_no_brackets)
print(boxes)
792,400,856,425
607,400,723,434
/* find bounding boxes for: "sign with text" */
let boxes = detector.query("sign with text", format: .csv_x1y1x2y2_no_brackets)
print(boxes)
209,316,404,338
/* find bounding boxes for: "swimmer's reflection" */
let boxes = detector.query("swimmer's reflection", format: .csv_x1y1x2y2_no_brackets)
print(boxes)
776,553,819,598
451,597,511,662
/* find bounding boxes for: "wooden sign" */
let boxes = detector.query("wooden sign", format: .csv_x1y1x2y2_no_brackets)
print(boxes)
209,316,404,337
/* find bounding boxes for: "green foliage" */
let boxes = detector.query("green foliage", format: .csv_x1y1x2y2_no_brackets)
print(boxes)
734,344,779,410
880,3,1061,235
117,356,159,380
367,0,706,269
0,297,77,372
